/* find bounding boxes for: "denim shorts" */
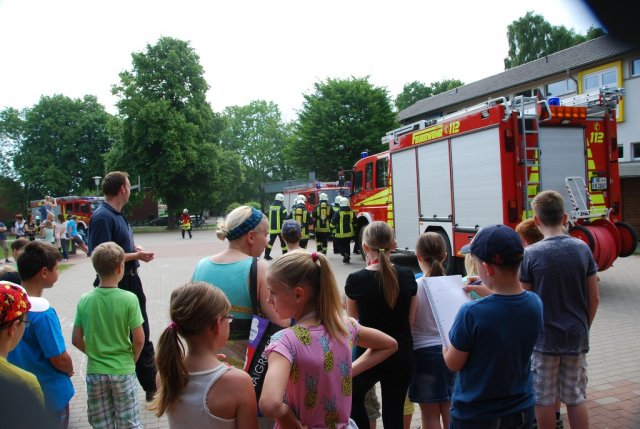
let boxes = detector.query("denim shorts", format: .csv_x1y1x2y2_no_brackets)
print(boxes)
408,345,456,403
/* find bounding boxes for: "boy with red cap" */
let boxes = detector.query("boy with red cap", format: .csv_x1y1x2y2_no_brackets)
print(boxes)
0,280,48,402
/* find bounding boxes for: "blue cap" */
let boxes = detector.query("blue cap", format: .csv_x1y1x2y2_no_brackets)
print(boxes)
469,224,524,266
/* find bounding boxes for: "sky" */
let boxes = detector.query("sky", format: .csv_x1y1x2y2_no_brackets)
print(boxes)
0,0,601,121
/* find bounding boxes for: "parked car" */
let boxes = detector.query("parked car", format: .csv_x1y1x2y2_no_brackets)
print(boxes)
149,215,168,226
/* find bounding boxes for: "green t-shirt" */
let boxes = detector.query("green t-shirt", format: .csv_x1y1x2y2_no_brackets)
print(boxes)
74,287,144,375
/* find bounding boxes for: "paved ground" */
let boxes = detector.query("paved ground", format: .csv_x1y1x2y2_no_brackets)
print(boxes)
7,229,639,428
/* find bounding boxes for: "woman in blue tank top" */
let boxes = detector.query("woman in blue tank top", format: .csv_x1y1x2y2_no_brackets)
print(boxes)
191,206,289,368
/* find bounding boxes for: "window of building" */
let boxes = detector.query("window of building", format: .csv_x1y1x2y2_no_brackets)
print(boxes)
583,67,618,91
618,145,624,159
633,143,640,160
514,88,540,99
376,157,389,189
632,58,640,77
547,79,577,97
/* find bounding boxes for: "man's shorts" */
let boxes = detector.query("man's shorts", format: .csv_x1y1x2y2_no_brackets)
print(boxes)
531,351,588,406
73,235,85,245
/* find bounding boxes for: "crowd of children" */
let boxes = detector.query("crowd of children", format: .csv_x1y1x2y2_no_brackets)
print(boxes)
0,190,600,429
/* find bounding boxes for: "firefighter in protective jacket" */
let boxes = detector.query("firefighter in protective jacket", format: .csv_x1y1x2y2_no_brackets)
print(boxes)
180,208,192,239
311,193,332,254
331,197,355,263
289,195,310,249
264,193,288,260
331,195,342,254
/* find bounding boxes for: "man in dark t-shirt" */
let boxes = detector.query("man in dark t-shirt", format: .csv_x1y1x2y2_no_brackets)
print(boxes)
87,171,157,400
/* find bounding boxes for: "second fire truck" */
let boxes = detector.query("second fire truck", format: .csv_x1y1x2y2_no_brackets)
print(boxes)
350,88,637,272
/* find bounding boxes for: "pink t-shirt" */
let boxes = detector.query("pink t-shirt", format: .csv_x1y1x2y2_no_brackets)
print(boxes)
265,318,360,429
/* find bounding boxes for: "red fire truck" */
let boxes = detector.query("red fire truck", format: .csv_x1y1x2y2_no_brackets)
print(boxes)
350,88,637,272
283,181,350,213
30,195,103,233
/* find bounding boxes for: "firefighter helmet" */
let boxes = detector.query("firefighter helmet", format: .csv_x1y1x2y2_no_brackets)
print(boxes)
319,193,328,201
298,194,306,202
183,208,188,213
335,195,342,205
340,197,350,207
275,193,284,202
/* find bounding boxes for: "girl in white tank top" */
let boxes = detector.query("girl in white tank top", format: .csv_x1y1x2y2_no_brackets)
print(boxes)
149,282,259,429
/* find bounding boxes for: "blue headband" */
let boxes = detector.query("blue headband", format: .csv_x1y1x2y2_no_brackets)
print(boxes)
226,207,264,241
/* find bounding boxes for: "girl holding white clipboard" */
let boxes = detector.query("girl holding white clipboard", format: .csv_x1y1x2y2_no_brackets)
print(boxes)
409,232,457,429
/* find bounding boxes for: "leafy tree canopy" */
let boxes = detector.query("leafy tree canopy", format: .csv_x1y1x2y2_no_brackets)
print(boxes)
395,79,465,111
220,100,294,207
0,107,24,180
504,12,605,69
12,95,114,200
108,36,242,222
288,77,397,180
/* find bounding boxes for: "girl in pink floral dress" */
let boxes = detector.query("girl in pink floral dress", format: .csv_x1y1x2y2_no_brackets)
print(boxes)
260,251,397,429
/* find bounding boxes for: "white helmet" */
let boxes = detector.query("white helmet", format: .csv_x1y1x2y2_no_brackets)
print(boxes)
275,193,284,202
335,195,342,205
298,194,306,202
319,193,328,201
339,197,350,207
183,208,188,213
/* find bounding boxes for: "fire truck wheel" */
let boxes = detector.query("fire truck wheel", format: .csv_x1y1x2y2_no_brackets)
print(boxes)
356,226,366,262
430,229,456,275
568,225,595,251
614,221,638,257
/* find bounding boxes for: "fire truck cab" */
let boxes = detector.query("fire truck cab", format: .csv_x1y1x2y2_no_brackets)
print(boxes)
350,89,637,273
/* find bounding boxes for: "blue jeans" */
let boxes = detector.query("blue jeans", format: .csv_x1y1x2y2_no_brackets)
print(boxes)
450,406,535,429
59,238,68,259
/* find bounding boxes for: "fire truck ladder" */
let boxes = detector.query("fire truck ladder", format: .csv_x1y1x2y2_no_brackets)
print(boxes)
511,95,549,216
381,97,509,146
556,87,624,116
564,176,609,225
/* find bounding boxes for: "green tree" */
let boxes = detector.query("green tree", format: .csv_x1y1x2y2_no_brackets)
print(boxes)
220,100,294,208
395,79,465,111
395,81,432,111
108,36,241,226
0,176,25,219
504,12,605,69
0,108,24,180
12,95,114,201
288,77,397,180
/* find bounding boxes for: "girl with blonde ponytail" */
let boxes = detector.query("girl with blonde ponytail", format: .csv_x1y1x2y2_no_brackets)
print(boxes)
260,251,397,429
409,232,456,429
345,221,418,429
150,282,258,429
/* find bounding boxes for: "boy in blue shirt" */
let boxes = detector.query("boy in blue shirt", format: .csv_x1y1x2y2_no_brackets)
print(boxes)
8,240,74,428
444,224,543,429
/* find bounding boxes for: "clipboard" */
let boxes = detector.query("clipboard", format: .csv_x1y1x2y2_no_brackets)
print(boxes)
422,275,471,348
